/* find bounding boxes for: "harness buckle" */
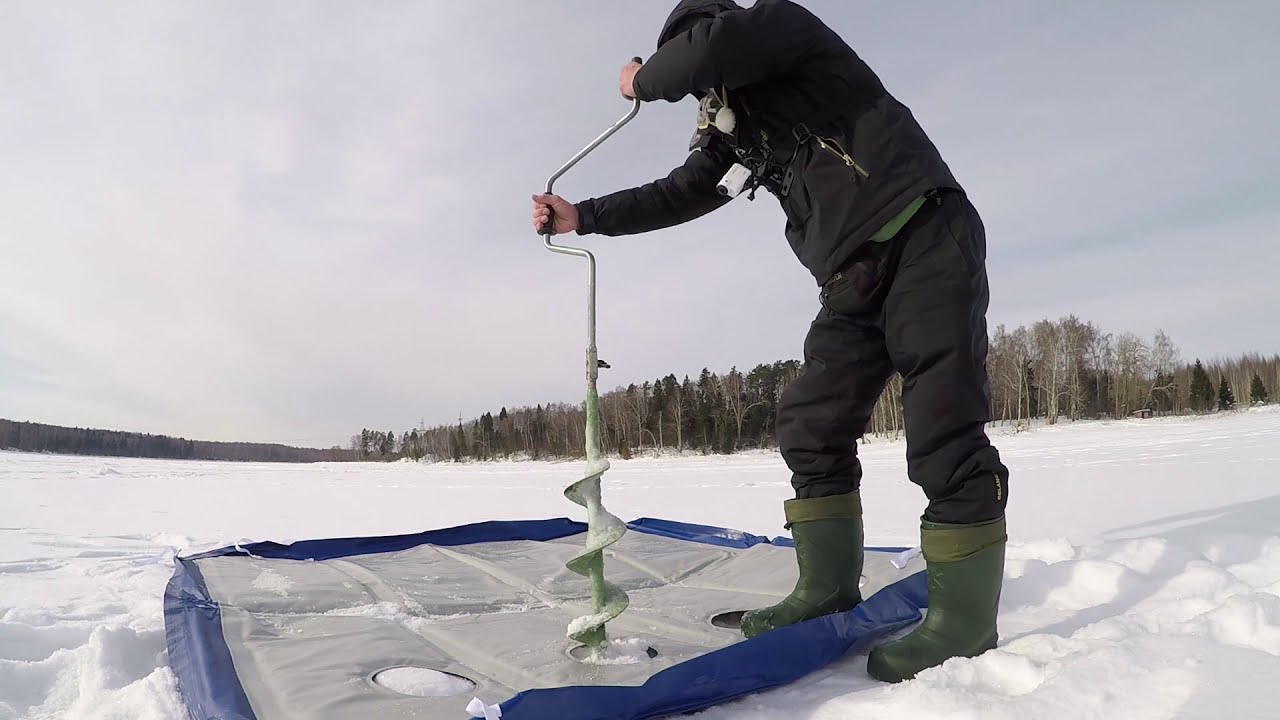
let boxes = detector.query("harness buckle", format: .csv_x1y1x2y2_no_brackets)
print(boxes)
780,167,795,196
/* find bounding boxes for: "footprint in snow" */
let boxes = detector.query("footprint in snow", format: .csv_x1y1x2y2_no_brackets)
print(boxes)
0,560,64,574
0,622,94,662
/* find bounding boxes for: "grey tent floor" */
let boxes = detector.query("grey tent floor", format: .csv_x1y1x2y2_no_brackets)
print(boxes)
195,528,923,720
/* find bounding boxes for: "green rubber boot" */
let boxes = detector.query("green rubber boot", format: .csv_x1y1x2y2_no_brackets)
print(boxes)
866,515,1007,682
740,492,864,638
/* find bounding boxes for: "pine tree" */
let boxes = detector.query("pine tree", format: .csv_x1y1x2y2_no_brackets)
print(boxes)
679,375,695,450
533,405,546,459
1189,359,1213,411
649,379,667,448
1217,375,1235,411
1026,362,1040,417
451,420,466,462
479,412,494,460
1251,372,1270,404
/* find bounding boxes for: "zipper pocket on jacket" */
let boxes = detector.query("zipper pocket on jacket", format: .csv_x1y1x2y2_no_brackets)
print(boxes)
815,135,869,178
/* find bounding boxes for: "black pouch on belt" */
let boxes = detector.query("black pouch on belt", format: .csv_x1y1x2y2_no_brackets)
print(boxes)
819,239,901,317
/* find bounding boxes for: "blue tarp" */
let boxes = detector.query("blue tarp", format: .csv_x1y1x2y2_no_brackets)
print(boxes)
163,517,927,720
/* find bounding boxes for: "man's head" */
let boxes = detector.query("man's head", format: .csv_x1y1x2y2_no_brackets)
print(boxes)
656,0,741,49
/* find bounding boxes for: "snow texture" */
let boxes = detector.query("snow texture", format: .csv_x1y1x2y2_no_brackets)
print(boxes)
1,405,1279,719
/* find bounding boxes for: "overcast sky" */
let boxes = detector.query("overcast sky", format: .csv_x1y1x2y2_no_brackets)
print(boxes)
2,1,1277,447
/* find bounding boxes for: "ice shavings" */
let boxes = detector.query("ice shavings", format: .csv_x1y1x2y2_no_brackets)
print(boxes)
313,597,540,652
573,636,654,665
565,610,614,638
250,568,293,597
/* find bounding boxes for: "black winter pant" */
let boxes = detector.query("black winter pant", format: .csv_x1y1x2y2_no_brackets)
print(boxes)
776,189,1009,525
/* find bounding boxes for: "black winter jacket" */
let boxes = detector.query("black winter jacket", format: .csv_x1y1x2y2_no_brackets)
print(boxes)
572,0,963,286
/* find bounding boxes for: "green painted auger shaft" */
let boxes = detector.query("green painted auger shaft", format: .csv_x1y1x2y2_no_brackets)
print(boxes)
540,85,642,655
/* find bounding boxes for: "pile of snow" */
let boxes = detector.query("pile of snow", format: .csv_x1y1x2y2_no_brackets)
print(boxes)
1,406,1277,719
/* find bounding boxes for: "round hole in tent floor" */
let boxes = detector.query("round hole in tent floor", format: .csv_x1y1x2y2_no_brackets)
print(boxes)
568,639,659,664
710,610,745,629
371,666,476,697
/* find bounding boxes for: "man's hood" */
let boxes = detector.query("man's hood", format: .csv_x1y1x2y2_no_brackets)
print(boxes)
655,0,741,49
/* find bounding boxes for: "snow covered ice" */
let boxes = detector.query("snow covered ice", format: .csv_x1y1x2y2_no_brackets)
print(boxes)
2,406,1279,719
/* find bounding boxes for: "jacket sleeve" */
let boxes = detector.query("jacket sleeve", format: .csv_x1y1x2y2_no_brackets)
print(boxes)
631,0,817,102
574,145,734,236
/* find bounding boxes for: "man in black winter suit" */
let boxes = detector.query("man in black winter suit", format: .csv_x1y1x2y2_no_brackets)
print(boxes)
532,0,1010,683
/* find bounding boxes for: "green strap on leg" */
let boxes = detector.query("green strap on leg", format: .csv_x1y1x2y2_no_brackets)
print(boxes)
920,515,1007,562
783,492,861,527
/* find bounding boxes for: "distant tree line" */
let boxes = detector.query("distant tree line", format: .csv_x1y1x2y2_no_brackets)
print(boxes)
353,360,807,463
985,317,1276,425
6,317,1274,466
0,419,354,462
369,316,1278,463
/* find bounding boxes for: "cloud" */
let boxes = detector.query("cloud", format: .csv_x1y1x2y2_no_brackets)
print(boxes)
990,208,1280,359
1,0,1276,445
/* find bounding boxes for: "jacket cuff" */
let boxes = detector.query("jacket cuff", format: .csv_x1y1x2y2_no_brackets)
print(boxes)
574,199,598,235
631,66,656,102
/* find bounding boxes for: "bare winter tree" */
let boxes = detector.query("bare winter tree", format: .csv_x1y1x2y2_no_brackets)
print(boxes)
1087,329,1115,418
1148,329,1182,414
625,383,653,452
1112,332,1151,417
1059,316,1096,421
721,367,760,449
868,373,904,440
1032,320,1069,423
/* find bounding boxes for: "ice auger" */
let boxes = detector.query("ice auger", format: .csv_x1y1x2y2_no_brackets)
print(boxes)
540,60,642,657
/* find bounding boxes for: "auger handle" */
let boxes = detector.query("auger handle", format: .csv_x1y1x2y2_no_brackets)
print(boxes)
540,57,643,379
541,56,644,221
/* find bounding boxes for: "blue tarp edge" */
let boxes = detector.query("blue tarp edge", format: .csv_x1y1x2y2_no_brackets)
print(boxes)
163,558,258,720
179,516,913,562
182,517,591,562
624,517,911,553
162,516,927,720
499,570,927,720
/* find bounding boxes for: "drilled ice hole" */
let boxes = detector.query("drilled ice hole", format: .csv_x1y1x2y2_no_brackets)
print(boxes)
372,666,476,697
568,637,659,664
710,610,745,629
